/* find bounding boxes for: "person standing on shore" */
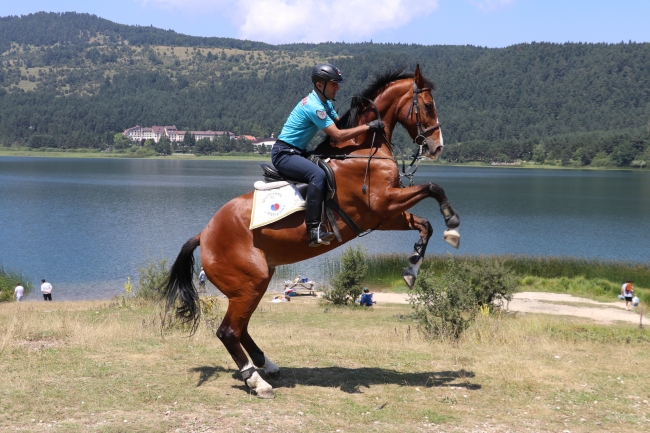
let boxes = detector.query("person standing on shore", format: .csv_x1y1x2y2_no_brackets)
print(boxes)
14,282,24,302
41,279,53,301
198,267,206,294
623,280,634,311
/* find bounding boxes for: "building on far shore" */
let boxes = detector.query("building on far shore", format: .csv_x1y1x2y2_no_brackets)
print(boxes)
123,125,236,143
251,135,276,152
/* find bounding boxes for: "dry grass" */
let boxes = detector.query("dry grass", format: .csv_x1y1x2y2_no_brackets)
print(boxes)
0,297,649,432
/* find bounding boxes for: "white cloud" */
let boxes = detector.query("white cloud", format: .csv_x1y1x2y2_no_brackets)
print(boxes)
139,0,440,44
469,0,515,12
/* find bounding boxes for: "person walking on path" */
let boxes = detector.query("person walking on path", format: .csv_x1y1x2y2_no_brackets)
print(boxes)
198,267,206,294
14,282,24,302
622,280,634,311
40,279,53,301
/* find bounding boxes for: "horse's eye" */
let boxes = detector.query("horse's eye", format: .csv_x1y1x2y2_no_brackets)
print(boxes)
424,103,434,112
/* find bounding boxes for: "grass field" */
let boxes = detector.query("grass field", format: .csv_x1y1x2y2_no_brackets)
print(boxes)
1,297,648,432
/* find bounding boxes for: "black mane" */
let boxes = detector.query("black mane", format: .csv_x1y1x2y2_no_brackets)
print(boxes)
337,68,435,129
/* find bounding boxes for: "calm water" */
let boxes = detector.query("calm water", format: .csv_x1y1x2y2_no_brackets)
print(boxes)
1,157,649,300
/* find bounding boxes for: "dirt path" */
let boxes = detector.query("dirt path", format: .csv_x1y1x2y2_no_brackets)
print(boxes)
370,291,645,325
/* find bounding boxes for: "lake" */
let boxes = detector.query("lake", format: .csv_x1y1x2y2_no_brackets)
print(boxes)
1,157,649,300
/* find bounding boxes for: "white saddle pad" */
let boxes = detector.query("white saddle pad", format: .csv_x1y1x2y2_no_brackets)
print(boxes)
249,181,306,229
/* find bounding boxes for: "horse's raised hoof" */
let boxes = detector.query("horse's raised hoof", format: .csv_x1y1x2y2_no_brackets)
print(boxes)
402,268,416,289
440,201,460,229
443,229,460,249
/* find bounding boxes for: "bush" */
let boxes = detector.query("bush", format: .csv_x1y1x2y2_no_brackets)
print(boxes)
410,257,517,339
135,258,169,300
322,246,368,305
0,264,31,302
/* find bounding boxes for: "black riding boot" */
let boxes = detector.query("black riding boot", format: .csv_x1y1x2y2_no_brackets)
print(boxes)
305,183,335,247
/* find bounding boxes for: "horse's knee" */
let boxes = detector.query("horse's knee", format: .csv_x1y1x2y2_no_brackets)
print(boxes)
427,182,445,200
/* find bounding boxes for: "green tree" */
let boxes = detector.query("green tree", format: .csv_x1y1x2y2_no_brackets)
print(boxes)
113,133,132,150
195,137,214,155
182,132,196,148
322,246,368,306
154,136,172,155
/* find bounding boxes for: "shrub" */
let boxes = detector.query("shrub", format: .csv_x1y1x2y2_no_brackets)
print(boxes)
322,246,368,305
135,258,169,300
0,264,31,302
410,257,517,339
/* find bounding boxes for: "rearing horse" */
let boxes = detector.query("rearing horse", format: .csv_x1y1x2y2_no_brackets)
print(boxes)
164,65,460,399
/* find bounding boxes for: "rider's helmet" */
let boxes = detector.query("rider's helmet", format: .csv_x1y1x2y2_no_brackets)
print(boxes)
311,64,343,83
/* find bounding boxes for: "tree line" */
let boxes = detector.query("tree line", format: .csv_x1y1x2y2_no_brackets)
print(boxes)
0,13,649,166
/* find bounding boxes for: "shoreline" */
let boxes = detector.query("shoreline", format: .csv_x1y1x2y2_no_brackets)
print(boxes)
0,147,645,170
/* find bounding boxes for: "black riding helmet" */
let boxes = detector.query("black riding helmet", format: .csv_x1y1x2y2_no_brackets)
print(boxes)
311,63,343,101
311,63,343,83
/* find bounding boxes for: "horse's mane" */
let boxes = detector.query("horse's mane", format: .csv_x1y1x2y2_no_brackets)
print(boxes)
337,68,436,129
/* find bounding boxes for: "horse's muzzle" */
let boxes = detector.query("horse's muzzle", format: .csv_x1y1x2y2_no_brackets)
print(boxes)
423,142,444,160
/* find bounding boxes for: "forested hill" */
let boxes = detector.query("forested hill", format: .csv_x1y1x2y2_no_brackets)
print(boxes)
1,12,649,167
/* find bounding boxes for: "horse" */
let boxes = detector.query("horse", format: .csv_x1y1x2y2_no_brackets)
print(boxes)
163,65,460,399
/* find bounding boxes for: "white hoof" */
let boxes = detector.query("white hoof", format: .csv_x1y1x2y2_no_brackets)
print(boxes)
245,370,275,399
443,229,460,249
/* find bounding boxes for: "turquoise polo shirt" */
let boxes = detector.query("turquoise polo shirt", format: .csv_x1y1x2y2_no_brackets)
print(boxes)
277,91,338,150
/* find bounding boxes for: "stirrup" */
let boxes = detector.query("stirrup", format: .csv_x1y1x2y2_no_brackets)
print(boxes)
308,227,333,247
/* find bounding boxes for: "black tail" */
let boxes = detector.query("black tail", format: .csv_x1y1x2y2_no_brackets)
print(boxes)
163,234,201,333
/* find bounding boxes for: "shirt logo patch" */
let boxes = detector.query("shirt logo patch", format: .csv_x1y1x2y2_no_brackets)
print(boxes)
301,97,308,106
316,110,327,120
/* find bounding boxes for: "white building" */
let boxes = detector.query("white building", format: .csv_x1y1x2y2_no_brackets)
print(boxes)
251,135,276,152
122,125,235,143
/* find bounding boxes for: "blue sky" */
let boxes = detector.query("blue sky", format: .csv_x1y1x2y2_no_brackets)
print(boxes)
1,0,649,47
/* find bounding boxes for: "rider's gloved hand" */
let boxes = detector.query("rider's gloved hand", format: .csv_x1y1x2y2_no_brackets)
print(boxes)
366,119,385,132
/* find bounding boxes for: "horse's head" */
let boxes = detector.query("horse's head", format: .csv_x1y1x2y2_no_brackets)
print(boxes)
399,65,443,160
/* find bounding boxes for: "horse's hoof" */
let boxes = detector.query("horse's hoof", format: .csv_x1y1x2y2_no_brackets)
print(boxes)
443,229,460,249
255,388,275,399
402,268,416,289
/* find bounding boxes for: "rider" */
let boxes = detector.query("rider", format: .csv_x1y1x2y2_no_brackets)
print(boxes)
271,63,385,247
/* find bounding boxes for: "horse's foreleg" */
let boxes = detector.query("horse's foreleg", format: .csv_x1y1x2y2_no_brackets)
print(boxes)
377,212,432,289
385,183,459,229
382,183,460,248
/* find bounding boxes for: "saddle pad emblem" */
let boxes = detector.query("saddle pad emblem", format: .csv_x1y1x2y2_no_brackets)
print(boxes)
270,203,281,211
316,110,327,120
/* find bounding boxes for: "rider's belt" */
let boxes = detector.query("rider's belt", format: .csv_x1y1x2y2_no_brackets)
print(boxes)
274,140,303,153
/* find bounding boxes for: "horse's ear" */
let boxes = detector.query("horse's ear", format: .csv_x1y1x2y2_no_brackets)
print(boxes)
414,64,425,89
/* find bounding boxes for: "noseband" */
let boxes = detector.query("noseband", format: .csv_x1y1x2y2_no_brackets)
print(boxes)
404,82,441,146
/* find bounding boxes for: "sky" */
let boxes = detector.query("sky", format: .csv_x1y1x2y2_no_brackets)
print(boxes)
1,0,649,47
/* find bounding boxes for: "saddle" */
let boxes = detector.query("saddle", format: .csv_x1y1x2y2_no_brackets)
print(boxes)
260,155,336,201
259,158,365,241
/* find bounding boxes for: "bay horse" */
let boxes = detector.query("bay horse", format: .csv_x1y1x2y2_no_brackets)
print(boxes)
163,65,460,399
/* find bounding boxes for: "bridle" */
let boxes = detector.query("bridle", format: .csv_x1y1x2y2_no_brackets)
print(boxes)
404,82,441,147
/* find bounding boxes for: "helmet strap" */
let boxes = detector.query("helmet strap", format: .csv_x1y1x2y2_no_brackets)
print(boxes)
315,81,335,101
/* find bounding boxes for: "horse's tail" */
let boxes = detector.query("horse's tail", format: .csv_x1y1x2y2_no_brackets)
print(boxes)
163,234,201,333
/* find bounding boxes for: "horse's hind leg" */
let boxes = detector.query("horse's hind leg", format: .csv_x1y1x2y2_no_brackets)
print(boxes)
377,211,432,289
217,294,275,399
